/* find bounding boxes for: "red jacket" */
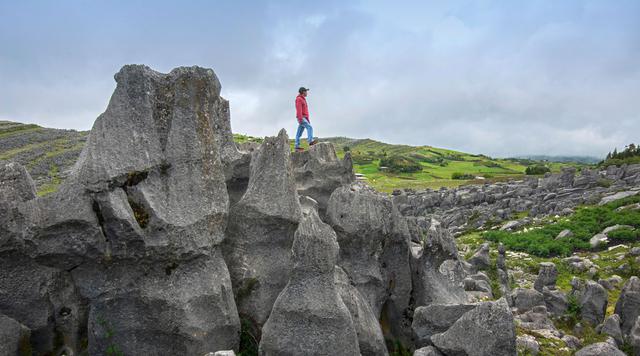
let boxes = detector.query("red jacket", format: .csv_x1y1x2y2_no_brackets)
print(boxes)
295,94,309,123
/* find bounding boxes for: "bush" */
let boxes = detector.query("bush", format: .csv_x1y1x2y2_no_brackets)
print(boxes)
525,165,551,175
451,172,475,180
483,195,640,257
607,228,639,241
342,146,350,152
379,155,423,173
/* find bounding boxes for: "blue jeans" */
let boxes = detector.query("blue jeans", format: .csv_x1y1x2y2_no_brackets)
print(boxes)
295,118,313,148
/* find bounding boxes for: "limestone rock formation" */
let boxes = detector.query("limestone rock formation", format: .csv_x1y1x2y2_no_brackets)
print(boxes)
291,142,354,216
534,262,558,292
614,276,640,336
574,342,626,356
222,130,301,328
410,220,467,307
0,313,31,356
259,197,360,356
571,279,608,326
335,266,388,356
430,298,517,356
411,303,476,347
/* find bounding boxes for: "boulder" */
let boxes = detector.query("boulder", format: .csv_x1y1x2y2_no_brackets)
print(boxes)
614,276,640,336
411,303,476,347
629,317,640,356
543,287,568,316
561,335,582,350
572,279,608,326
574,342,625,356
556,229,573,239
515,306,557,333
291,142,354,216
326,183,393,315
259,197,360,356
335,266,388,356
516,334,539,355
431,298,516,356
413,346,444,356
511,288,544,314
467,243,490,272
533,262,557,291
598,314,623,346
0,313,31,356
590,233,608,248
222,130,301,327
410,221,467,307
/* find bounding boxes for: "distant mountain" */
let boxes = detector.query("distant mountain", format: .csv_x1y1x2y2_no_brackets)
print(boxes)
513,155,601,164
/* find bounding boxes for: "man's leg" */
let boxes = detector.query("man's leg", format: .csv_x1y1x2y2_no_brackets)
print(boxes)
304,119,314,144
295,121,305,148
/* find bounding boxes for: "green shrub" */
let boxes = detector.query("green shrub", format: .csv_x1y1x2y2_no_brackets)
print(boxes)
342,145,350,152
607,228,639,241
451,172,475,180
483,195,640,257
379,155,423,173
525,165,551,175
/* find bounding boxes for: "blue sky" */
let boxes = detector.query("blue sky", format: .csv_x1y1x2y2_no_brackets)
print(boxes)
1,0,638,157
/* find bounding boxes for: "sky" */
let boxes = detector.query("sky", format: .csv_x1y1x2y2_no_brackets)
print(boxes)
1,0,638,158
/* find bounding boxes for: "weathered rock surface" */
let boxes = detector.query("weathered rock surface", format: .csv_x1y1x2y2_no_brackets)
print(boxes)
291,142,354,216
574,342,626,356
412,303,476,347
512,288,544,314
410,220,467,307
259,197,360,356
572,279,608,326
534,262,558,292
0,313,31,356
222,130,301,328
430,298,516,356
597,314,623,346
413,346,444,356
614,276,640,336
335,266,388,356
629,317,640,356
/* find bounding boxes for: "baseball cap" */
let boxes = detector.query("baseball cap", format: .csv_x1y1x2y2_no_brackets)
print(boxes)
298,87,310,93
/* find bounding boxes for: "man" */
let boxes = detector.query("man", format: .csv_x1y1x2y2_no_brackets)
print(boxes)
295,87,317,151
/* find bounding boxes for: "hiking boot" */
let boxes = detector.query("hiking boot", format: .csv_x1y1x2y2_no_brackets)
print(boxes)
309,140,318,146
295,147,305,152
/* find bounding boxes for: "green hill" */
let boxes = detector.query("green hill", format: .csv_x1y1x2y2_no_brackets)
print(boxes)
320,137,586,192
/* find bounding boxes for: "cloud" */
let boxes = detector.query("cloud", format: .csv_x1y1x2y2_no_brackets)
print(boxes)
0,0,638,157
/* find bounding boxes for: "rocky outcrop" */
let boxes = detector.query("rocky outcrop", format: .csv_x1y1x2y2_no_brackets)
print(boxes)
222,130,301,328
335,266,388,356
571,279,608,326
574,342,626,356
614,276,640,336
326,182,413,344
534,262,558,292
291,142,354,216
0,313,31,356
430,298,516,356
259,197,360,356
393,164,640,235
412,303,476,347
410,220,467,307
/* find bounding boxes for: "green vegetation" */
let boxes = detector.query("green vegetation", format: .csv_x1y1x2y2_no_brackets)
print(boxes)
601,143,640,167
451,172,475,180
524,165,550,175
483,195,640,257
322,137,586,192
238,318,259,356
379,155,423,173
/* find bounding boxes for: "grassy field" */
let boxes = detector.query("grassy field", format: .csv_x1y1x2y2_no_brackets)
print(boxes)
321,137,586,192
